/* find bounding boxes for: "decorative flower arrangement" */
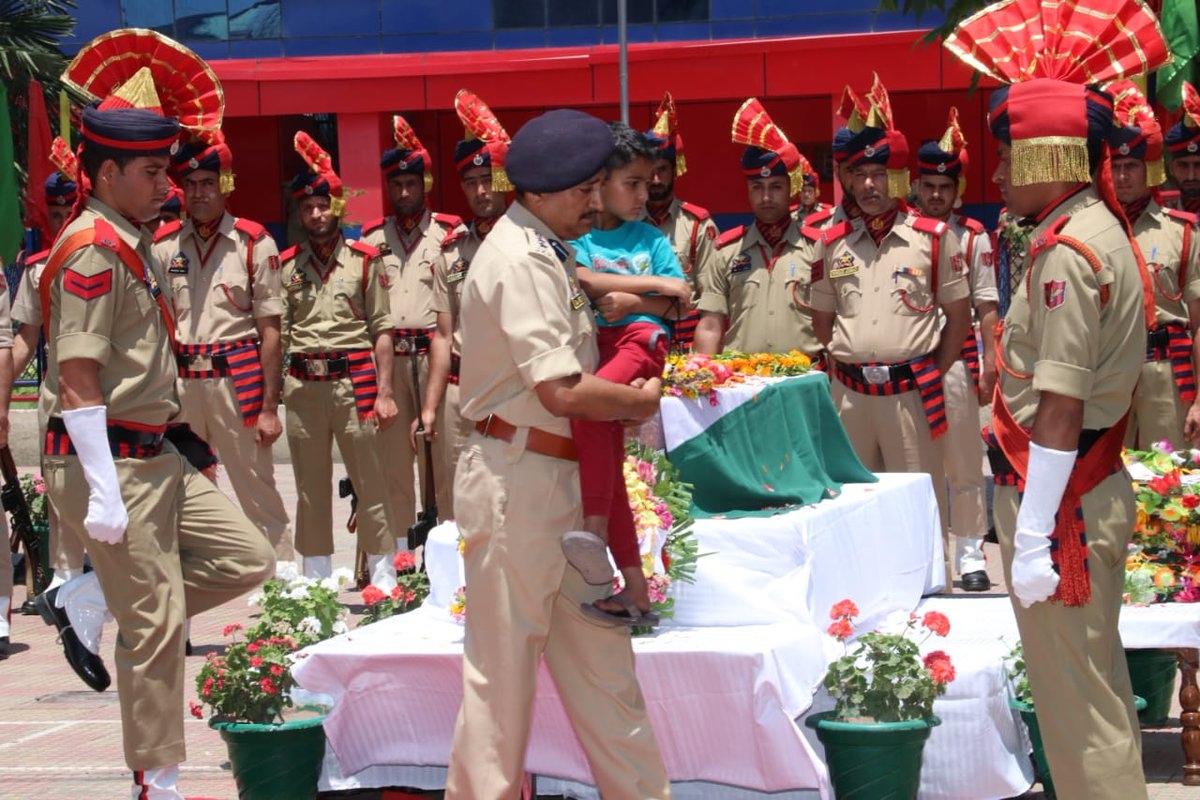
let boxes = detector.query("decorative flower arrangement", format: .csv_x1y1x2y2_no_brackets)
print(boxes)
823,600,955,722
1124,443,1200,604
661,350,812,403
193,565,353,724
359,551,431,626
21,472,47,528
449,586,467,623
620,442,701,634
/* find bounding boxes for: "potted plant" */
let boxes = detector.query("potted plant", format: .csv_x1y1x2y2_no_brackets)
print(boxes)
805,599,954,799
191,567,353,800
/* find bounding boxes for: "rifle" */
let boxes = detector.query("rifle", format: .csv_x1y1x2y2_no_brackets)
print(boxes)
407,355,437,554
338,476,370,590
2,446,48,594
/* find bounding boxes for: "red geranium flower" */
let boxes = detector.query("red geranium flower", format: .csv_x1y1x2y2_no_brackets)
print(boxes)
222,622,242,637
923,650,956,685
362,585,386,606
250,656,263,668
189,701,204,719
260,678,277,694
827,618,853,640
830,599,859,620
394,551,416,571
921,611,951,637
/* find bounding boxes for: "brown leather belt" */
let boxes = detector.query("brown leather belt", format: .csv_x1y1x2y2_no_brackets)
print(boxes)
474,415,578,461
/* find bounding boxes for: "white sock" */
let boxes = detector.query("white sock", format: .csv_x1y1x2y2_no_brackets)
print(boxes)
368,554,397,592
302,555,332,579
132,765,183,800
57,571,112,655
0,597,10,637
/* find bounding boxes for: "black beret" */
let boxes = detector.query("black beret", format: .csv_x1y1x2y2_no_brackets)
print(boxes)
45,172,77,205
917,140,963,179
741,145,788,179
380,147,425,180
842,125,891,168
506,109,614,193
1110,124,1150,161
1166,120,1200,157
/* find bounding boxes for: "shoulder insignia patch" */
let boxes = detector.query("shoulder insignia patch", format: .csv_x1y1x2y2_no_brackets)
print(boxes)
799,224,823,243
441,229,465,250
233,218,267,241
956,215,985,234
432,212,465,229
680,201,712,221
280,245,300,263
1044,279,1066,310
716,225,746,250
910,216,948,237
1165,207,1199,227
730,252,753,274
821,220,853,247
168,253,189,274
804,207,834,228
446,256,470,284
348,240,380,259
63,267,113,300
951,254,965,273
829,252,859,279
810,259,824,283
361,217,387,235
268,255,280,271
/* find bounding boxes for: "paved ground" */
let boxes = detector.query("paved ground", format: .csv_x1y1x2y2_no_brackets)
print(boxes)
1,457,1197,798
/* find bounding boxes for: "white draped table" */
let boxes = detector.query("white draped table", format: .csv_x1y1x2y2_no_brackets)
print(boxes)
294,472,942,797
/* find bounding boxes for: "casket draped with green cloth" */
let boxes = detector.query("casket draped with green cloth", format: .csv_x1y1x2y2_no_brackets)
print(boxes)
661,372,875,517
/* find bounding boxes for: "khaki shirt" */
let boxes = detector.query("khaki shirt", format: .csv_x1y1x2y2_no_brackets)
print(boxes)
151,212,282,345
280,237,393,354
998,185,1145,429
810,208,970,363
459,201,597,438
949,213,999,306
431,221,486,358
43,197,179,424
1131,198,1200,326
360,210,464,330
10,251,47,328
651,198,720,298
697,220,822,356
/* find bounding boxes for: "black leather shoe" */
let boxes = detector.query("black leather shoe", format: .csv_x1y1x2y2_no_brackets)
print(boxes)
34,587,111,692
984,527,998,544
0,636,8,660
19,599,38,615
185,639,193,657
961,570,991,592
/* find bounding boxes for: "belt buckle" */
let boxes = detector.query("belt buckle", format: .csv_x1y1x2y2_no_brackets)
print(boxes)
862,365,891,385
397,337,411,354
188,354,213,371
307,359,329,377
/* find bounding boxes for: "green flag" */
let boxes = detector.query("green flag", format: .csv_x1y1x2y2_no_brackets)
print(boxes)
0,81,23,266
1159,0,1200,111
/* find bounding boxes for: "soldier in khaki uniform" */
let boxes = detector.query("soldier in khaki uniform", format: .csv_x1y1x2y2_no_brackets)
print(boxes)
695,99,823,362
643,91,719,350
11,144,86,613
804,89,871,233
417,91,510,519
1107,82,1200,448
792,173,833,221
0,246,14,656
152,132,293,563
809,80,972,583
945,3,1167,795
914,111,999,591
34,40,274,799
446,109,668,800
360,115,463,536
283,133,398,587
1166,84,1200,217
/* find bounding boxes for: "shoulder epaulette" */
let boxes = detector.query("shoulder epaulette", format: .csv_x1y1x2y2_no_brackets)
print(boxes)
280,245,300,263
804,207,834,228
1028,215,1071,261
233,218,267,241
911,216,949,238
90,219,122,253
957,215,985,234
432,212,464,229
348,240,381,259
441,229,466,250
25,248,51,266
715,225,746,250
1164,207,1199,227
799,225,823,243
152,219,183,243
680,201,711,221
821,220,853,247
361,217,387,236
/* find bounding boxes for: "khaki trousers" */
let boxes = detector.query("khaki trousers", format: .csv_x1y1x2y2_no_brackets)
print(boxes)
831,381,951,581
942,360,988,572
380,354,449,528
37,403,86,577
179,376,293,561
44,449,274,770
283,374,393,556
1126,359,1187,449
439,382,473,519
445,435,670,800
995,470,1147,800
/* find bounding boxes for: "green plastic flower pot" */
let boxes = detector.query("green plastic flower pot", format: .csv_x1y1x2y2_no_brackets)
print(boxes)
210,715,326,800
1010,695,1145,800
1125,648,1177,727
805,711,940,799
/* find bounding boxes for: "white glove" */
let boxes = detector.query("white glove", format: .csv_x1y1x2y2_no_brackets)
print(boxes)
1011,442,1077,608
62,405,128,545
